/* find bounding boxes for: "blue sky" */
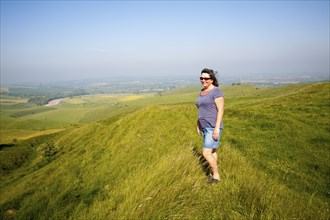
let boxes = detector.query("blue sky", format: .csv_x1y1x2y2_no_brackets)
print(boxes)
1,0,329,84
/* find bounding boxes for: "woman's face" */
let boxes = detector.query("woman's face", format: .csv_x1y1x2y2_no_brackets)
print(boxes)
200,73,213,89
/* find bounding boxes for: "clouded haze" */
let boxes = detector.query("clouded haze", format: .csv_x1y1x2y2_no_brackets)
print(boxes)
1,1,329,85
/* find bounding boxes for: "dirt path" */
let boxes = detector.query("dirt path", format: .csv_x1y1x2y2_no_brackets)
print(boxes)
44,98,69,106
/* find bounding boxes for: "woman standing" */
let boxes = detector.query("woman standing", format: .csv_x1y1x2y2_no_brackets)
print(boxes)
195,68,224,184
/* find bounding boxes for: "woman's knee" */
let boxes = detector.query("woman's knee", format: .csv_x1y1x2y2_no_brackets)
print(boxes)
202,148,212,158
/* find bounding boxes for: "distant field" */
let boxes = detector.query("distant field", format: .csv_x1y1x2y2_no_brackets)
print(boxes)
0,92,172,143
0,88,9,93
0,96,27,104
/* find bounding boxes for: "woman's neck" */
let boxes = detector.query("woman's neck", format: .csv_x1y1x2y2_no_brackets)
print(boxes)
204,84,214,91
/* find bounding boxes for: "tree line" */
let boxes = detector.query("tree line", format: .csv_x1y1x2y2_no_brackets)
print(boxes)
5,87,88,105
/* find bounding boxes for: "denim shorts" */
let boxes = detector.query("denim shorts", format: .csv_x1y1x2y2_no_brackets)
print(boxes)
201,127,223,149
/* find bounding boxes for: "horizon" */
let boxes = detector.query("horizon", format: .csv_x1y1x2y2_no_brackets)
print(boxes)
1,1,329,85
1,71,327,88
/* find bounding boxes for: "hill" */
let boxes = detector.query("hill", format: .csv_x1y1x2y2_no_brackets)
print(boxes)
0,82,329,219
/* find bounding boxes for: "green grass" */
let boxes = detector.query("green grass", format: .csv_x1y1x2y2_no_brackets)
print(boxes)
0,90,199,143
225,83,330,198
10,107,56,118
0,94,148,143
0,82,329,219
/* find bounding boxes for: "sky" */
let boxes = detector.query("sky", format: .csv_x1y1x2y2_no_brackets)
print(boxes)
1,0,329,85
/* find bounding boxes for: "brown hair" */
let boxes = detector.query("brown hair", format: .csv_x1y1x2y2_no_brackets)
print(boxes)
201,68,219,87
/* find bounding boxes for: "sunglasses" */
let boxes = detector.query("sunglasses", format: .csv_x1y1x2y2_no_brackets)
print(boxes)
200,77,211,81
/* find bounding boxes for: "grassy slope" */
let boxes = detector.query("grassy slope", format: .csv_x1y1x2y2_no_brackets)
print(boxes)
0,94,143,143
0,82,329,219
0,91,198,144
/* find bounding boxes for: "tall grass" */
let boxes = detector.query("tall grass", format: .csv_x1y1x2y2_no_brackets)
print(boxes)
0,82,329,219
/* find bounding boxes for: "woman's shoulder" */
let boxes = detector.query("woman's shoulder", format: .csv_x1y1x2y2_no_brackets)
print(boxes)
212,87,224,96
211,87,222,93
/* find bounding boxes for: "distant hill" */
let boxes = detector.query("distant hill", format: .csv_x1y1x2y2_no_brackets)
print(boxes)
0,82,329,219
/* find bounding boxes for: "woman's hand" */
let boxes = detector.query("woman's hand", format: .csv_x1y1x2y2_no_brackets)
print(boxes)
212,129,219,141
197,125,201,135
196,120,202,135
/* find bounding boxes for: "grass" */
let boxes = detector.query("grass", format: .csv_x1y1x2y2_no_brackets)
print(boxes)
0,129,65,144
224,83,330,197
0,90,199,143
0,82,329,219
0,94,151,143
10,107,56,118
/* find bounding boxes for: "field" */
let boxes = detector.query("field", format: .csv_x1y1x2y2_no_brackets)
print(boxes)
0,82,329,219
0,93,152,143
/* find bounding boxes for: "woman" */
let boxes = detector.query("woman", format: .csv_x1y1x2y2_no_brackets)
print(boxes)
195,68,224,184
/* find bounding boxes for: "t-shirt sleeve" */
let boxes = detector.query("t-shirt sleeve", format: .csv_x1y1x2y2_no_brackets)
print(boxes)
213,88,224,99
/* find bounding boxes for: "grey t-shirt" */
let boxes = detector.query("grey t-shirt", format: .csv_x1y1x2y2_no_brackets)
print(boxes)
196,87,224,129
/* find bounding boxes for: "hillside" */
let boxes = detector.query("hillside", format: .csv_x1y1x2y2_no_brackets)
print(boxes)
0,82,329,219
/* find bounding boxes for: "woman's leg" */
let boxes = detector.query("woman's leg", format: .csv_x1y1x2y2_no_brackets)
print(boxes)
212,148,218,162
202,148,220,180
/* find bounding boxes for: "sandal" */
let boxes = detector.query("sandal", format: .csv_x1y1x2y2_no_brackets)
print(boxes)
208,178,220,184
